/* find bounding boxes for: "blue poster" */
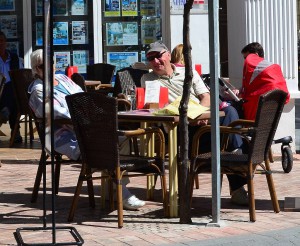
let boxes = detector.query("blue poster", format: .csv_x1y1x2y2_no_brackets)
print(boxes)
53,22,69,45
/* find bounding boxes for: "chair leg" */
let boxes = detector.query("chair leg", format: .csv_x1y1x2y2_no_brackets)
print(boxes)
116,167,123,228
247,168,256,222
54,158,62,195
265,159,280,213
160,174,168,217
108,178,114,210
9,114,21,147
31,154,44,203
87,178,95,208
269,147,274,163
68,174,84,222
194,175,199,189
29,116,34,142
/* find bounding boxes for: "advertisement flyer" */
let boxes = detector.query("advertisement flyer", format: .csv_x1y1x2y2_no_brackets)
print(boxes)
141,18,161,45
0,0,15,11
54,51,71,74
0,15,17,38
53,22,69,45
73,50,89,73
71,0,88,15
72,21,88,44
104,0,121,17
53,0,68,16
106,22,138,46
121,0,137,16
107,52,138,72
35,0,43,16
140,0,159,16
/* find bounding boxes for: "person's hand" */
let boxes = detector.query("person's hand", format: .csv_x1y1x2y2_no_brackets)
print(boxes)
189,119,208,126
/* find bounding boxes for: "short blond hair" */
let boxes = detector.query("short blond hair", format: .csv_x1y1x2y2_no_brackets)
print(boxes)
171,44,185,65
30,49,43,77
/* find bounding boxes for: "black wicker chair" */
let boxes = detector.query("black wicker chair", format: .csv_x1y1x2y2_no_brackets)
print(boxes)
66,92,167,228
9,69,36,147
190,89,287,222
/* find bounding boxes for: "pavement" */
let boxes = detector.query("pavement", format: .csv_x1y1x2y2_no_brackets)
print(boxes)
0,125,300,245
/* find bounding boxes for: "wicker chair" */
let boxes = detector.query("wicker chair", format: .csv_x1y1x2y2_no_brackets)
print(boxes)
9,69,35,147
190,89,288,222
113,67,149,97
66,92,167,228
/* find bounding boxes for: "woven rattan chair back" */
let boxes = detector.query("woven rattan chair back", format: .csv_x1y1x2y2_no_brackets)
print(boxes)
249,89,288,165
113,67,149,97
66,92,119,170
86,63,116,85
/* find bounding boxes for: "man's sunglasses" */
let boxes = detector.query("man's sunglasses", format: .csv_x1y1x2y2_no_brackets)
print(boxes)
37,64,44,69
146,51,167,61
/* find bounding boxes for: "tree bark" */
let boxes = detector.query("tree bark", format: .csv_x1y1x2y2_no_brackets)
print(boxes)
179,0,194,224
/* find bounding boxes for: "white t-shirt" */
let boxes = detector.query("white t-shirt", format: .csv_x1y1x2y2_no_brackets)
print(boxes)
141,65,209,104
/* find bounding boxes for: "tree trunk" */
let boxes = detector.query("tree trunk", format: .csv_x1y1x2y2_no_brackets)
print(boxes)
179,0,194,224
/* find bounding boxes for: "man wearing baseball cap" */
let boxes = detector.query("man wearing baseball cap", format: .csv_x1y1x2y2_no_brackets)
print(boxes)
141,41,248,206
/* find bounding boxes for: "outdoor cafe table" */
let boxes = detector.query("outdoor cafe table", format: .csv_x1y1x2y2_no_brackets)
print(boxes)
118,110,225,217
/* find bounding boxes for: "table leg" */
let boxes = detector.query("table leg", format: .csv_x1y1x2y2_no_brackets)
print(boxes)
168,124,178,217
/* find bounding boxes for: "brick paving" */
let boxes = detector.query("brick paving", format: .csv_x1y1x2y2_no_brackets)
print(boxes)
0,129,300,245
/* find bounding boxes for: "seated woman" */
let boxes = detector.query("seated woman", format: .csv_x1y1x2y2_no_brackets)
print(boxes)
28,49,145,210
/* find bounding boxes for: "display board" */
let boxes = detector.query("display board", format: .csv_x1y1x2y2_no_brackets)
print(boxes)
0,0,24,57
32,0,93,74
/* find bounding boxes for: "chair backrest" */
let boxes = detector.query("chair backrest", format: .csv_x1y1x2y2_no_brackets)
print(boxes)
66,92,119,170
86,63,116,84
71,73,87,92
113,67,149,97
249,89,288,164
9,69,34,115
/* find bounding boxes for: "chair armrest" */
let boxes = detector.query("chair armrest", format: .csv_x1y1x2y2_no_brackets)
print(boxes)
191,125,253,157
118,127,165,158
227,119,255,128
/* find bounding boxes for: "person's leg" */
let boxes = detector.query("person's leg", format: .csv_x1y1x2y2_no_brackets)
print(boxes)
220,106,243,151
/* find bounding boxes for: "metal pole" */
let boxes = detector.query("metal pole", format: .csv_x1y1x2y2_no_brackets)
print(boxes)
208,0,221,226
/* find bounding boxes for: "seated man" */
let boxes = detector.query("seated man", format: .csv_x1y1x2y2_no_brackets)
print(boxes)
141,41,248,205
28,49,145,210
239,42,290,120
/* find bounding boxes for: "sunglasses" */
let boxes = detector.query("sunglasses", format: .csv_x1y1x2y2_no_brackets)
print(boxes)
146,51,167,61
37,64,44,69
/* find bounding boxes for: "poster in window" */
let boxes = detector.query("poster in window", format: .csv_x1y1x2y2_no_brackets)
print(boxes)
36,0,43,16
107,52,138,72
0,0,15,11
73,50,89,73
106,22,138,46
141,18,161,45
71,0,88,15
53,0,68,16
36,22,43,46
72,21,88,44
0,15,17,38
121,0,137,16
104,0,121,17
53,22,69,45
140,0,159,16
170,0,208,14
7,41,18,54
54,51,71,74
